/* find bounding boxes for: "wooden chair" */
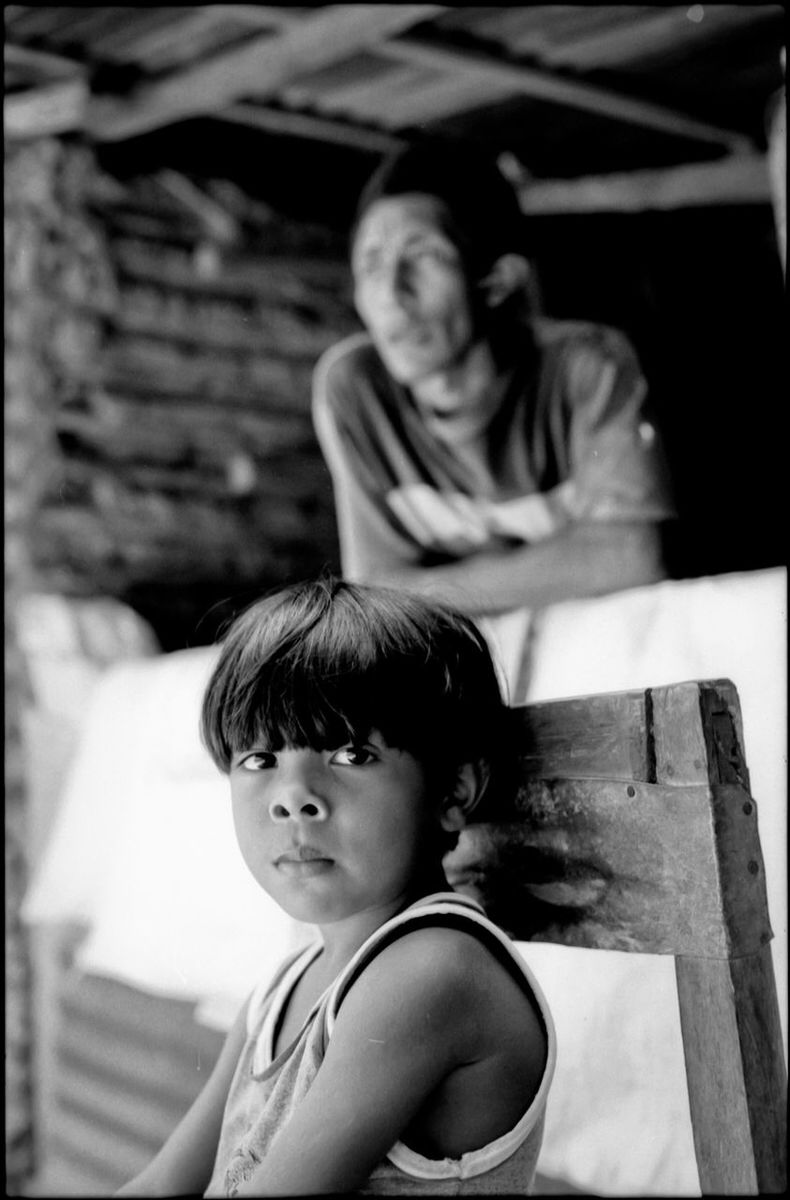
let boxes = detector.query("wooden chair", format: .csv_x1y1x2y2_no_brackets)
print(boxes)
448,677,787,1195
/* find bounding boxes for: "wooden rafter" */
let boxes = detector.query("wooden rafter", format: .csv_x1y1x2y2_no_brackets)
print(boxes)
511,6,763,69
4,41,84,79
215,106,770,212
200,5,305,28
85,5,445,141
100,8,228,67
281,58,420,116
219,103,404,154
516,153,771,214
378,36,753,152
5,77,89,139
326,70,514,128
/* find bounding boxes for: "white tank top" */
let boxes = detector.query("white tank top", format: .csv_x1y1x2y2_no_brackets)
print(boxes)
205,892,556,1196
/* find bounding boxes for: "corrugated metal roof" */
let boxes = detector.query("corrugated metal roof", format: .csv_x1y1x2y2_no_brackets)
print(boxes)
5,5,785,176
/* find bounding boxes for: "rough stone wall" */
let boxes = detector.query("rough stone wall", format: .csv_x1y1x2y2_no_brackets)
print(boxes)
30,158,357,649
5,135,116,1194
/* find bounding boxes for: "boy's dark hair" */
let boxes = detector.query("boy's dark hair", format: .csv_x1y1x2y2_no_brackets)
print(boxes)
200,578,515,824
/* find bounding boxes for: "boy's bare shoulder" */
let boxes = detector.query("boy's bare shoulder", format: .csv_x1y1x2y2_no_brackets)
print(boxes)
336,922,538,1048
384,921,507,976
365,921,525,983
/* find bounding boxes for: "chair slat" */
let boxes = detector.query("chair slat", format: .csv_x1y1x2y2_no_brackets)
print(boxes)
509,687,652,781
447,779,771,955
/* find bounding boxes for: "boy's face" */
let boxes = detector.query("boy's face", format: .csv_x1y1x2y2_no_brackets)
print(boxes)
229,731,441,927
351,194,477,386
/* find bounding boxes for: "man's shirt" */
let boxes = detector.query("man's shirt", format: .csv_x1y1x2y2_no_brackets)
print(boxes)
312,319,676,580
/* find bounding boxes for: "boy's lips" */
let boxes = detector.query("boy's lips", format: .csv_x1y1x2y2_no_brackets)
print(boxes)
274,845,333,866
275,847,334,879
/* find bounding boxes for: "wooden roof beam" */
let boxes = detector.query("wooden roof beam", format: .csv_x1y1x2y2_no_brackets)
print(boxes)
5,77,89,140
353,71,514,128
523,6,762,69
4,41,85,79
200,6,304,28
99,8,228,65
218,102,404,154
85,5,445,142
515,153,771,215
212,114,770,215
378,36,753,154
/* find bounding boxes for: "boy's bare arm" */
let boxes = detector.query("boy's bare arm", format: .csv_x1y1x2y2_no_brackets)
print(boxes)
233,931,470,1196
233,929,538,1197
114,1000,249,1197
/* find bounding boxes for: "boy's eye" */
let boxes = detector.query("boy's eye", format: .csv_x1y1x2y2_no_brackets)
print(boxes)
238,751,277,771
329,745,377,767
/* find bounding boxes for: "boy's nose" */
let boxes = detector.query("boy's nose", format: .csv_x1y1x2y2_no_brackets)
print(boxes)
268,789,329,824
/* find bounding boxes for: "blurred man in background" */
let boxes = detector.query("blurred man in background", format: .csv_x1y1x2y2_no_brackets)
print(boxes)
312,143,676,687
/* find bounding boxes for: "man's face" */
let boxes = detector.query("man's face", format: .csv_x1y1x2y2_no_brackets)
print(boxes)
351,194,477,385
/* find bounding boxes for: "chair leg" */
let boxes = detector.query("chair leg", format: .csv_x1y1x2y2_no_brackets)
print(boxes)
675,946,787,1195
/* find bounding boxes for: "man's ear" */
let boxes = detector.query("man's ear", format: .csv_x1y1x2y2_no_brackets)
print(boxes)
440,761,491,832
478,254,531,308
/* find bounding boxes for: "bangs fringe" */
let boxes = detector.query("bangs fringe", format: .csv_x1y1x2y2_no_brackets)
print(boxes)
217,653,454,763
200,579,504,775
231,658,380,755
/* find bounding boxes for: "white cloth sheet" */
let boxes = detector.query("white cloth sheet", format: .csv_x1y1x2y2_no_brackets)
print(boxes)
21,648,311,1020
22,567,787,1196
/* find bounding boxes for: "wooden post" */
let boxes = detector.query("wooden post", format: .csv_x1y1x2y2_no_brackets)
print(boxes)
651,682,788,1195
676,950,787,1194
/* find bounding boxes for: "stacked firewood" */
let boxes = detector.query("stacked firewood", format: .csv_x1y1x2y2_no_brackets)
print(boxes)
20,149,358,647
6,139,116,582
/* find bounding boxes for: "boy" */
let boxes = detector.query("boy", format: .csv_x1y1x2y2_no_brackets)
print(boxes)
117,578,555,1196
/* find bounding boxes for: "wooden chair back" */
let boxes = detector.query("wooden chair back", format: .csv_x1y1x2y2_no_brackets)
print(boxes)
448,678,786,1195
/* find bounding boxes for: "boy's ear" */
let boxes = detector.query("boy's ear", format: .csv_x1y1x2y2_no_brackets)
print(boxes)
478,253,531,309
440,761,491,832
